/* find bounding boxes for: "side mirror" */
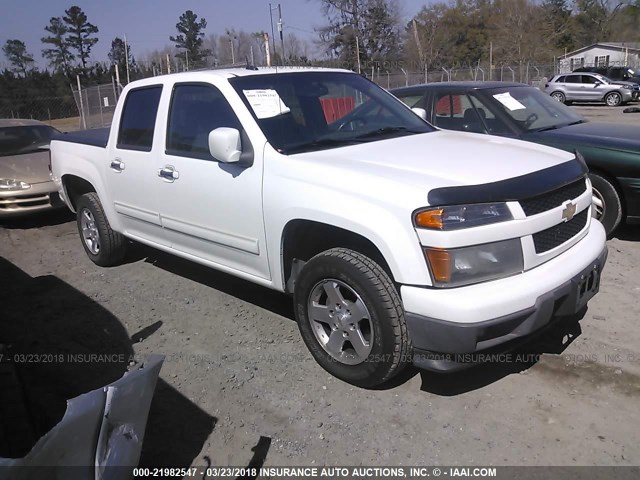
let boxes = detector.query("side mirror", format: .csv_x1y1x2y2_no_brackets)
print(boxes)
412,107,427,121
208,127,241,163
594,81,602,87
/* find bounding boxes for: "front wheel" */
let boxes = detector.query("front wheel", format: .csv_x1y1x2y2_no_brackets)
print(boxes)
605,92,622,107
76,192,127,266
294,248,410,388
590,173,622,237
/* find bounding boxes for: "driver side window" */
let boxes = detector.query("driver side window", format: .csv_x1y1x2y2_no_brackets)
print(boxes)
166,83,242,160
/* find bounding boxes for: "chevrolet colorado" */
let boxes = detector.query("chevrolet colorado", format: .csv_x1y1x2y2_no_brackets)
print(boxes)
50,68,607,387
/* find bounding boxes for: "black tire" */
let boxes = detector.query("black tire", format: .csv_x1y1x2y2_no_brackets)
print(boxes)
294,248,410,388
76,192,127,266
604,92,622,107
589,173,623,237
551,91,566,103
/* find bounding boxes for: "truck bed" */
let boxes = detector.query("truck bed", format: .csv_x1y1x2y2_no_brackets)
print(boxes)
54,127,110,148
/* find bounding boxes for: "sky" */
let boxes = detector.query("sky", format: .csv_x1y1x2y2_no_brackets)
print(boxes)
0,0,434,69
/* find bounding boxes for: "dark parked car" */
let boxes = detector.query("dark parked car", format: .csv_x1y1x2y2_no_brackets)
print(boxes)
390,82,640,235
574,65,640,88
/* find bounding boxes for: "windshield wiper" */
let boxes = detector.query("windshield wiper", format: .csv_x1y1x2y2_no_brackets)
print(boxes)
285,137,360,154
354,126,424,139
534,125,561,132
535,119,587,133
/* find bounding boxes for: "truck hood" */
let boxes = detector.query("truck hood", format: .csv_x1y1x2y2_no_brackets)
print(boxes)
527,121,640,154
291,130,575,190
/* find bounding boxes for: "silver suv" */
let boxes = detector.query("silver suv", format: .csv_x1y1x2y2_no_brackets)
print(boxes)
545,72,634,106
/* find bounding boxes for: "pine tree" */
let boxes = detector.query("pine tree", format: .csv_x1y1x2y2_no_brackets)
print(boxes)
63,5,99,73
42,17,75,75
2,39,36,77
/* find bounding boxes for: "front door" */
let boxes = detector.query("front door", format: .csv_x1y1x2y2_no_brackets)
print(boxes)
157,82,270,280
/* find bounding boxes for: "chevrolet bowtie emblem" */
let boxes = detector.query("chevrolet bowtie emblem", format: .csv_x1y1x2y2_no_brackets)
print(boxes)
562,202,577,222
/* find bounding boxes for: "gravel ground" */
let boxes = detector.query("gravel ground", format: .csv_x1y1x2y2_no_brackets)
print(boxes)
1,106,639,470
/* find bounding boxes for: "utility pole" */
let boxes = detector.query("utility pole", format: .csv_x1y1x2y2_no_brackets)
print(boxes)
123,33,131,84
229,35,235,64
269,3,278,65
264,32,271,67
167,54,171,74
355,35,361,74
489,41,493,81
412,19,425,73
278,4,285,64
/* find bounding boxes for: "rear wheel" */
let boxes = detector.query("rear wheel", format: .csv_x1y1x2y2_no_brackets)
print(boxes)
604,92,622,107
294,248,410,388
590,173,622,236
76,192,127,266
551,91,566,103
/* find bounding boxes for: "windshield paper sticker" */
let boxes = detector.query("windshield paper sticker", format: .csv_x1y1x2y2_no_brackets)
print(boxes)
493,92,526,111
243,89,291,119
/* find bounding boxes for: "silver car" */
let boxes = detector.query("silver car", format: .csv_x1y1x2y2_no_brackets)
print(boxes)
0,119,64,218
545,72,634,106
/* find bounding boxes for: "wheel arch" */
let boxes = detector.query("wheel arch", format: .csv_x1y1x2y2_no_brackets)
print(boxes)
62,174,96,211
281,219,399,294
587,168,626,217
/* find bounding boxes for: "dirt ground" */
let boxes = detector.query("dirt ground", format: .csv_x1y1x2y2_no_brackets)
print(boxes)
1,106,639,470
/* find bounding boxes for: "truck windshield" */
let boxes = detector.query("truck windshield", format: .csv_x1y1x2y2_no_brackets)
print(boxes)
0,125,59,157
229,71,434,154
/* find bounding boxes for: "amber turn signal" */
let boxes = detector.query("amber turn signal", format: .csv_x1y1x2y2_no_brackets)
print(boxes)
425,248,451,283
415,208,444,229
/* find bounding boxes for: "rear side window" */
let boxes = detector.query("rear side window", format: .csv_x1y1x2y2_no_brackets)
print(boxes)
117,86,162,151
555,76,566,83
565,75,582,83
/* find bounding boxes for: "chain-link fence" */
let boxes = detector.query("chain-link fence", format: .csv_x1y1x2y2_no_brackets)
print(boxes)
0,94,79,130
71,81,121,130
367,64,558,90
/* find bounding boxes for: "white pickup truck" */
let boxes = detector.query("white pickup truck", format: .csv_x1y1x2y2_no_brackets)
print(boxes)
51,67,607,387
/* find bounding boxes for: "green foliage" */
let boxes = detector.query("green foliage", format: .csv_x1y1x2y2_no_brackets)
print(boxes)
0,69,77,120
317,0,402,70
404,0,634,70
540,0,575,51
170,10,211,67
2,39,36,77
108,37,136,78
41,17,75,75
63,5,99,72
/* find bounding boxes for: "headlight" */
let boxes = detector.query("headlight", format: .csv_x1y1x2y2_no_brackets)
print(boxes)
622,85,633,90
425,239,524,287
414,203,512,230
0,179,31,191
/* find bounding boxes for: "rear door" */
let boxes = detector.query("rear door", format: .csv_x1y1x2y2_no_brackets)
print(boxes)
105,85,167,246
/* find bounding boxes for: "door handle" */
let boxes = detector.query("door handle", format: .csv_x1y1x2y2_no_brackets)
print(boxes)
110,159,125,172
158,166,180,182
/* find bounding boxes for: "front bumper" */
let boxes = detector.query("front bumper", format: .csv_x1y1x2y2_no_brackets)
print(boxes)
402,222,608,372
0,181,65,218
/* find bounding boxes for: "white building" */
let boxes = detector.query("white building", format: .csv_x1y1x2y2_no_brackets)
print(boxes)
558,42,640,73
